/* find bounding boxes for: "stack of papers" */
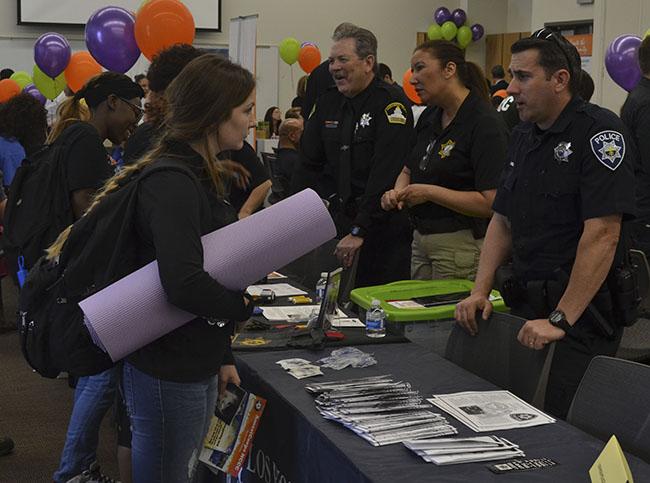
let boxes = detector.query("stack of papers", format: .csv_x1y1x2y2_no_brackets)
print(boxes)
404,435,525,465
305,376,457,446
428,391,555,432
246,283,306,297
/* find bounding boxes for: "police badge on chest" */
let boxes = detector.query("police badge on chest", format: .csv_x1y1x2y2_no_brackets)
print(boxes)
554,141,573,164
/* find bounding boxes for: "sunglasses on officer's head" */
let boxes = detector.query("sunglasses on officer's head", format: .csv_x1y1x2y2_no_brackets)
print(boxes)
530,28,578,77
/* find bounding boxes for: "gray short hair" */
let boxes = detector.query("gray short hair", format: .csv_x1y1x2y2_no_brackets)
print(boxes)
332,23,378,61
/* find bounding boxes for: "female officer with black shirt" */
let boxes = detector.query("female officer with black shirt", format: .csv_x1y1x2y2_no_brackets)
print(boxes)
381,40,508,280
49,54,255,482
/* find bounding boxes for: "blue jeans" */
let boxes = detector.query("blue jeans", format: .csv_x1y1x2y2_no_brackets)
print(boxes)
123,363,218,483
54,367,117,482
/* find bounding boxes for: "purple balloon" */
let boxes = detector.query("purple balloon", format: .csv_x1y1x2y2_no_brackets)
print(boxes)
451,9,467,28
434,7,451,26
605,35,642,92
22,84,47,105
85,6,140,73
471,24,485,42
34,32,71,78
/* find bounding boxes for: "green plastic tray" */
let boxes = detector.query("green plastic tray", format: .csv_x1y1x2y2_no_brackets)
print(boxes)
350,279,507,322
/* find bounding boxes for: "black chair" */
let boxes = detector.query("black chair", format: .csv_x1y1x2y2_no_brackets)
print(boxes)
444,312,552,404
278,238,340,292
567,356,650,463
261,152,288,204
616,249,650,363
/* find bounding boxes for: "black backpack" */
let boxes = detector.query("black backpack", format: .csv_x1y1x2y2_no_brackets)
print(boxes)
17,159,204,378
4,123,88,276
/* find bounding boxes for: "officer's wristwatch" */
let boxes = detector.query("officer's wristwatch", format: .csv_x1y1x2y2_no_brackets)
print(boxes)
350,225,366,238
548,309,572,333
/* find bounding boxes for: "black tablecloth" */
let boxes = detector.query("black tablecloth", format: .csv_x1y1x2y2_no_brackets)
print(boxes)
234,343,650,482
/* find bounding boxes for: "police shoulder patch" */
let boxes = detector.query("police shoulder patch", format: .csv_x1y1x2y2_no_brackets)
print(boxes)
384,102,407,125
590,130,625,171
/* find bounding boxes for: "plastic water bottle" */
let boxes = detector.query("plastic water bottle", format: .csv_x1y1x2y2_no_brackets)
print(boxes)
365,299,386,338
315,272,328,303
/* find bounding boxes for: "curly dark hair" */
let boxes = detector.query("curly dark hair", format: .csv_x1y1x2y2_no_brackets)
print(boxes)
0,93,47,155
147,43,205,93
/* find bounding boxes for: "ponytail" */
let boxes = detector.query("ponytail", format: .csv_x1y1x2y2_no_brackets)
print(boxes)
46,94,90,144
458,62,489,102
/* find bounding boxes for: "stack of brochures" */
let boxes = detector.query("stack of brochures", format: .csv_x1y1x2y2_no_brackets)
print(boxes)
305,375,457,446
403,435,525,465
427,390,555,432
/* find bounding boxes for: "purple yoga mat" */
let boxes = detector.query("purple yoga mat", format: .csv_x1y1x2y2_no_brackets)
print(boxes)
79,189,336,361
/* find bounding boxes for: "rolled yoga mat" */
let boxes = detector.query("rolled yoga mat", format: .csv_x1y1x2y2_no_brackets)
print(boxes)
79,188,336,361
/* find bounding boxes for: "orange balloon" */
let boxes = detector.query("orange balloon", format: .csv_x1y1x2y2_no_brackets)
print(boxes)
402,69,421,104
135,0,195,61
65,51,103,93
0,79,21,102
298,45,321,74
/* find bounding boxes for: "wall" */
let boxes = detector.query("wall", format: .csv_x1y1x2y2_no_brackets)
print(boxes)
507,0,533,33
0,0,456,115
462,0,508,71
3,0,648,114
530,0,593,31
594,0,650,113
526,0,649,113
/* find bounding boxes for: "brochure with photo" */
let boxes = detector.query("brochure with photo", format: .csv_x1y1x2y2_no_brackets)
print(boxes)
214,383,247,425
200,387,267,477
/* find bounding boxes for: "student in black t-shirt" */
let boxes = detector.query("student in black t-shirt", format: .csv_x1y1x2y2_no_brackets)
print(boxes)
381,40,508,281
53,72,144,483
58,73,144,220
49,54,255,483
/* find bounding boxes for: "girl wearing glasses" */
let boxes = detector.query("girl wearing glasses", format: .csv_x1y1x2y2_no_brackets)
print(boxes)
381,40,508,280
53,72,144,483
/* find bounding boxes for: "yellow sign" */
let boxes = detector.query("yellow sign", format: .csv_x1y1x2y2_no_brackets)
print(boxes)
589,435,634,483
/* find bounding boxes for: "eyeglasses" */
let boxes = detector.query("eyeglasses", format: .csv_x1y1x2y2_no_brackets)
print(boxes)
118,96,144,123
531,28,577,77
418,138,437,172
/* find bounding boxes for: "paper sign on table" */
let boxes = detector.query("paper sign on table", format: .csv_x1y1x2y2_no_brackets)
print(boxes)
589,435,634,483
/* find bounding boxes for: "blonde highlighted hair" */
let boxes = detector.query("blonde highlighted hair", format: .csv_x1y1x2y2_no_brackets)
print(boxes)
46,97,91,144
47,54,256,260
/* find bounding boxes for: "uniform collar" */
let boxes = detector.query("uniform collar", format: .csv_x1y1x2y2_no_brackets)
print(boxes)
540,96,584,135
345,76,381,109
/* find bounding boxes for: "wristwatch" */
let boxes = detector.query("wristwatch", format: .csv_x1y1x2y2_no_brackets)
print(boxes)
350,225,366,237
549,309,572,333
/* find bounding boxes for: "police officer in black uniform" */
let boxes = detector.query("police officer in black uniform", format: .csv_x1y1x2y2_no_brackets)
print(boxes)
455,29,638,419
382,40,508,281
293,23,413,287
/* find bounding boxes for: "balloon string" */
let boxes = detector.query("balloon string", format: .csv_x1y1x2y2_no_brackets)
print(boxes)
291,64,295,94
